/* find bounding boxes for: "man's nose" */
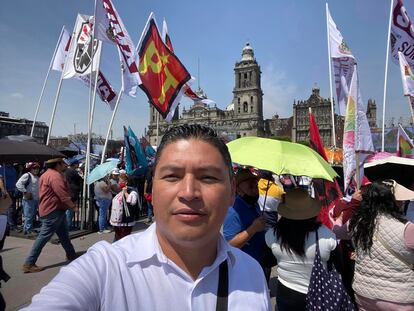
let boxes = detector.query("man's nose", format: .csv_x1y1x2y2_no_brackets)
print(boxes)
178,175,201,201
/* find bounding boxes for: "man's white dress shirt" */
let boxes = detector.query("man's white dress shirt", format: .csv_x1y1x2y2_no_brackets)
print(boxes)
23,224,271,310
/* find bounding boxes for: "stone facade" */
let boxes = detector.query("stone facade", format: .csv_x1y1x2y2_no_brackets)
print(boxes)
292,89,377,147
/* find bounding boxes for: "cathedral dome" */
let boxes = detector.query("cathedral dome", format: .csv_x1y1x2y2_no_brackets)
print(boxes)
241,42,254,61
226,103,234,111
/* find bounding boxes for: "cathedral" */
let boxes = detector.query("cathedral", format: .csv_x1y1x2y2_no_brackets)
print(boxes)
146,43,377,147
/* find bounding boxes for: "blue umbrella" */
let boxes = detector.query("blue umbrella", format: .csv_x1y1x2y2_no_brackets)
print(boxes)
87,160,118,185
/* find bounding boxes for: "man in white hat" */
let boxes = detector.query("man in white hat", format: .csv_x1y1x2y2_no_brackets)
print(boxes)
15,162,40,235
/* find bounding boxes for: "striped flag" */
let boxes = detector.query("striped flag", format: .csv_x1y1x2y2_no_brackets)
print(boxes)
397,124,414,158
343,66,374,192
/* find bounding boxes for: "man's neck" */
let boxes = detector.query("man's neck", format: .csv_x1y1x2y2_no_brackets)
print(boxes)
156,230,218,281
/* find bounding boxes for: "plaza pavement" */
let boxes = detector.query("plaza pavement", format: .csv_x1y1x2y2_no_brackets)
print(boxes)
1,222,277,310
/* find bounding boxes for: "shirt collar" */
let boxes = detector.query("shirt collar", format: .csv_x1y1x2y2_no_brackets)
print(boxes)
126,223,236,268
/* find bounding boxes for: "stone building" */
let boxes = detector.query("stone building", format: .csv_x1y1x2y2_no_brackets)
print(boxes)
146,43,265,145
366,99,377,128
292,88,377,147
0,111,49,144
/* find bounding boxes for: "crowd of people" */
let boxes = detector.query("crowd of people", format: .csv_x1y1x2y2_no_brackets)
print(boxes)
0,123,413,310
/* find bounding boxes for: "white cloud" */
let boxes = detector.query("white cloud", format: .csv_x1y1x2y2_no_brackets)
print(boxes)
10,92,24,99
261,64,297,119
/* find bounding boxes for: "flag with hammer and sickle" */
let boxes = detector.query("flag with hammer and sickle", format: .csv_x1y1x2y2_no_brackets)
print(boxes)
137,13,192,121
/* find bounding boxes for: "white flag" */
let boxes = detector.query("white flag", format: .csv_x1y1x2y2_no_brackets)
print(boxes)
63,14,102,79
95,0,141,96
398,51,414,96
343,66,374,192
391,0,414,66
327,7,356,116
77,72,118,110
51,23,117,110
51,27,70,71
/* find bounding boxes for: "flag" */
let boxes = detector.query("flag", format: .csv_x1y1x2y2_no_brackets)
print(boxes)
343,66,374,192
309,110,342,229
52,27,71,71
162,19,174,52
95,0,141,97
327,6,356,116
76,73,118,110
62,14,101,79
398,51,414,96
140,136,156,163
51,25,117,110
391,0,414,67
137,13,192,121
124,126,148,176
397,124,414,158
162,19,206,104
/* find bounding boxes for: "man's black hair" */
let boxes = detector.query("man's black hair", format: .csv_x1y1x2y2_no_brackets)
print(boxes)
153,124,233,179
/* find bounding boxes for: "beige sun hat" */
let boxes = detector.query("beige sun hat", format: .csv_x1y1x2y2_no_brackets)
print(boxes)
381,180,414,201
278,188,322,220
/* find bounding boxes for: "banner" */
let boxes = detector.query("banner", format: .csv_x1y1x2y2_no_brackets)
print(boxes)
140,136,156,162
309,110,342,229
95,0,141,96
397,123,414,158
124,126,148,176
327,7,356,116
161,19,204,105
398,51,414,96
63,14,101,79
51,24,117,110
343,66,375,192
77,73,118,110
391,0,414,66
52,27,71,71
137,13,192,121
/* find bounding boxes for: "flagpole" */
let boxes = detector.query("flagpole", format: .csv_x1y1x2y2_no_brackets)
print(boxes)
326,3,337,149
407,96,414,125
46,19,78,146
382,0,394,152
31,26,65,138
101,90,123,164
355,152,361,190
156,110,160,146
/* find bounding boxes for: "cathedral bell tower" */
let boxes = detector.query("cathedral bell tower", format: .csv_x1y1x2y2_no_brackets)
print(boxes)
231,43,264,136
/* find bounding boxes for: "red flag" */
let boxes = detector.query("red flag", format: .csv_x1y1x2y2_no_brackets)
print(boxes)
137,14,192,121
309,110,342,229
161,19,203,103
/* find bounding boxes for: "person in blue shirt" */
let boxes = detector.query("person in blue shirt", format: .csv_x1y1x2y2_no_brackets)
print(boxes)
223,168,267,270
0,164,17,230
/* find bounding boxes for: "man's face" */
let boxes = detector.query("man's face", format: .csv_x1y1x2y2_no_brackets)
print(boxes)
152,139,235,248
30,167,40,176
237,178,259,197
56,161,67,173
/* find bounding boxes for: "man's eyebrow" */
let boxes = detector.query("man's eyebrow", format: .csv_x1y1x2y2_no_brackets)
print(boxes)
157,165,225,173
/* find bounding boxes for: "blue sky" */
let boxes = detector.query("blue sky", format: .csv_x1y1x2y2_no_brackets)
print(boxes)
0,0,412,139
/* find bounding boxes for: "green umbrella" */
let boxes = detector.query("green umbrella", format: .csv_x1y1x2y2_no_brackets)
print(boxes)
227,137,338,181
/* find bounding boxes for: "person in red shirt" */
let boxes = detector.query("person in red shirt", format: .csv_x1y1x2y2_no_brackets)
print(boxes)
22,158,79,273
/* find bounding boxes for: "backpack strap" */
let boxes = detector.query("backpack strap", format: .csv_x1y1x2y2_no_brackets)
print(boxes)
215,260,228,311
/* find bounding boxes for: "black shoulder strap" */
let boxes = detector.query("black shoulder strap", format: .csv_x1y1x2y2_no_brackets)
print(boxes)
216,260,228,311
24,173,31,188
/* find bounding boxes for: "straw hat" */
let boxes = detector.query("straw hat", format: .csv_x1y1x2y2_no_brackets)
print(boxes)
278,188,322,220
44,158,65,164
